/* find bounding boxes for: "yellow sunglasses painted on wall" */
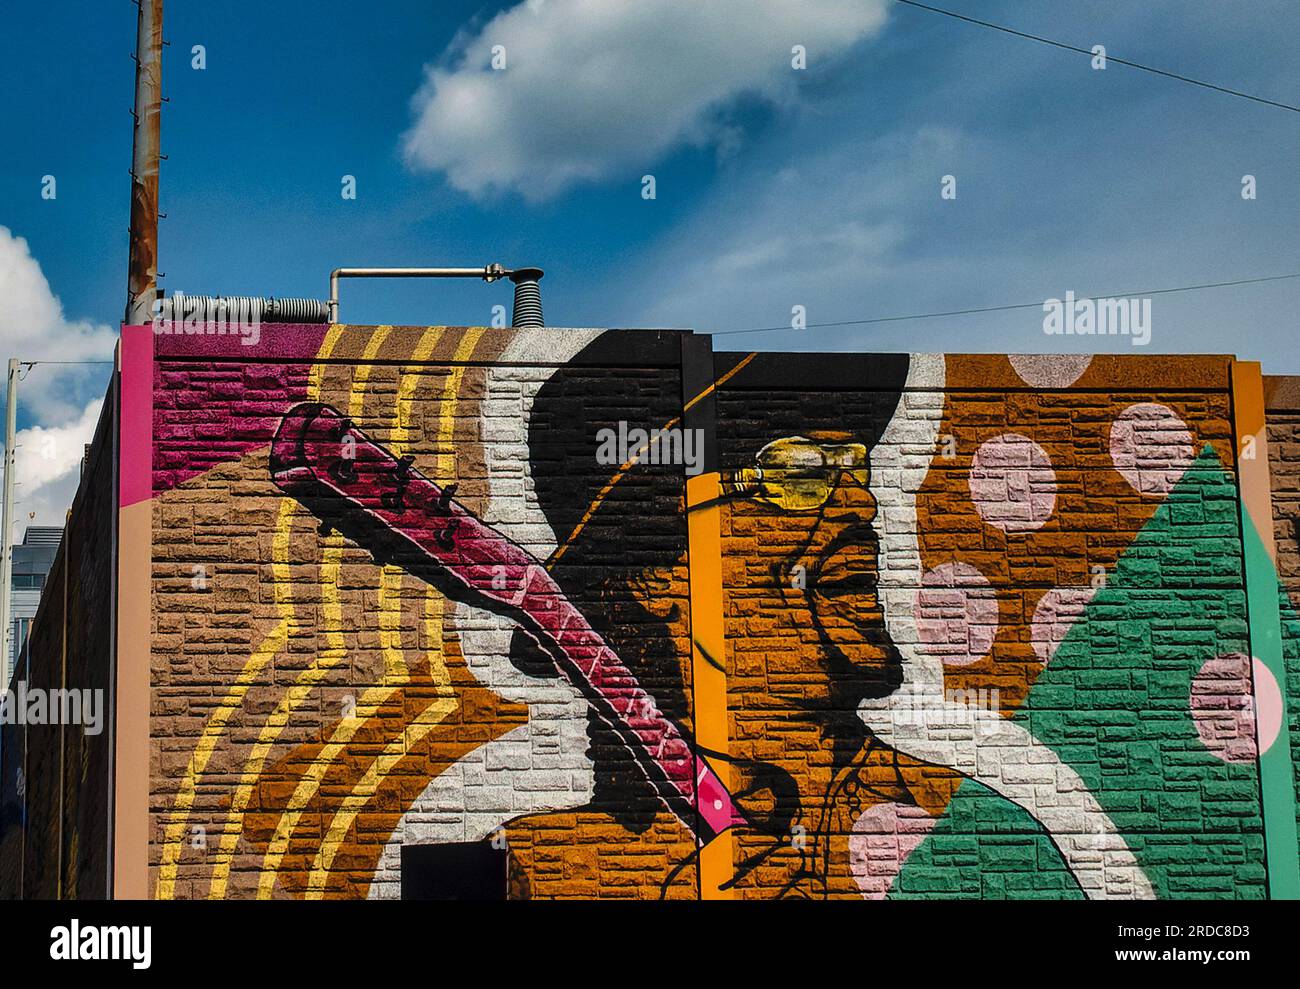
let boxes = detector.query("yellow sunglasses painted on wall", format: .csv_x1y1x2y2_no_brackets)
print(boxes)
720,436,870,512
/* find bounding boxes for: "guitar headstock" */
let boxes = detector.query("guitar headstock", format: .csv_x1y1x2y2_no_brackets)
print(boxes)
271,401,462,540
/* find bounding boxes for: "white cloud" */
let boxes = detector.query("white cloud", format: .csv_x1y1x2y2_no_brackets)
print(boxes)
13,399,103,528
0,226,115,527
0,226,116,367
15,399,103,492
403,0,889,200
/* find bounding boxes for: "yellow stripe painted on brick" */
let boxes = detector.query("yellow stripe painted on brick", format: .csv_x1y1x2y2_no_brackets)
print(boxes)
433,328,484,475
375,327,445,683
685,471,734,898
308,324,347,398
306,684,459,897
391,327,444,457
347,325,393,417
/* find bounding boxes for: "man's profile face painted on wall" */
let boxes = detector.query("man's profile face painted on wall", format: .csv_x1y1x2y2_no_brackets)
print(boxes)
712,431,904,713
793,440,899,698
611,425,909,865
619,437,902,716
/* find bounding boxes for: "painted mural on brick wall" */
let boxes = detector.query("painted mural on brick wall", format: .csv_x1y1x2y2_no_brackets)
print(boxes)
1265,384,1300,860
149,327,1282,899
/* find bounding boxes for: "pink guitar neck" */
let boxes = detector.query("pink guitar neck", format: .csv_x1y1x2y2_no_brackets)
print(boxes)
270,401,739,844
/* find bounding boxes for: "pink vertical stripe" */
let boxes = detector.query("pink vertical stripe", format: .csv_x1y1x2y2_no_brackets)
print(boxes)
119,325,155,508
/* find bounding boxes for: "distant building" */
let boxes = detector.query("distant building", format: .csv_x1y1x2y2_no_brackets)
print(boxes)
5,526,62,683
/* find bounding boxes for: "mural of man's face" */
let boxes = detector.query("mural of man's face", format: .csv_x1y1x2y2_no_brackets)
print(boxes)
723,431,904,714
618,429,915,890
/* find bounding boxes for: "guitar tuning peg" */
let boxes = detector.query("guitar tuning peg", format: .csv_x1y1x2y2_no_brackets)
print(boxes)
395,454,415,476
436,518,459,551
329,459,357,485
435,483,458,514
317,520,333,537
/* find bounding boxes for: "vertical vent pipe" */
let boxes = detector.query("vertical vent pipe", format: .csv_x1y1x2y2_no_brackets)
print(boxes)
509,268,545,328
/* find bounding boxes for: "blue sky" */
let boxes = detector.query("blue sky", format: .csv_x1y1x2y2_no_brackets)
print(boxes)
1,0,1298,522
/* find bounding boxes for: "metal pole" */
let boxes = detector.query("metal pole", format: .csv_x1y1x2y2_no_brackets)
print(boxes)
125,0,163,325
327,265,510,323
1,359,18,686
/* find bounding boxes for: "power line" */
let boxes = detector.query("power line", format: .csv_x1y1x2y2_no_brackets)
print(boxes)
711,271,1300,337
892,0,1300,114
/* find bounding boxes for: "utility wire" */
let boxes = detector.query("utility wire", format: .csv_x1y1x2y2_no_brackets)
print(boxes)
711,271,1300,337
892,0,1300,114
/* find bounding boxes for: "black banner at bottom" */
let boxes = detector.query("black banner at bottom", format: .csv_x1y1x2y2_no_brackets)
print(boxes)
0,899,1291,978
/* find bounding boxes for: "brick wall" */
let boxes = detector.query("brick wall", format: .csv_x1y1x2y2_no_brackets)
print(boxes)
0,389,116,899
132,331,1289,900
9,326,1295,900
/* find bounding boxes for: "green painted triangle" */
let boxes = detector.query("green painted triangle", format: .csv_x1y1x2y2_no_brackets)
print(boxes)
886,779,1085,899
890,448,1266,899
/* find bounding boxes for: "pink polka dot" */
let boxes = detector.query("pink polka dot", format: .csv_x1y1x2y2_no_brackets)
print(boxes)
1190,653,1281,763
915,562,999,666
1031,587,1096,665
968,433,1056,532
1253,658,1283,757
1009,354,1092,389
1109,403,1195,496
849,802,937,900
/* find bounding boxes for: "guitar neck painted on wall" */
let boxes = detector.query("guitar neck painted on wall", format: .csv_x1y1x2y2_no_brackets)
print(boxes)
269,401,740,845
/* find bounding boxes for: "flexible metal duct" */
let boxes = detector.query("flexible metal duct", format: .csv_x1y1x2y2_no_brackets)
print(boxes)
155,293,330,324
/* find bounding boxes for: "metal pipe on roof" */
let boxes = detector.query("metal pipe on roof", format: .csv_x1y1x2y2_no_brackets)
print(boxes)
326,264,543,326
155,294,330,325
508,268,545,328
